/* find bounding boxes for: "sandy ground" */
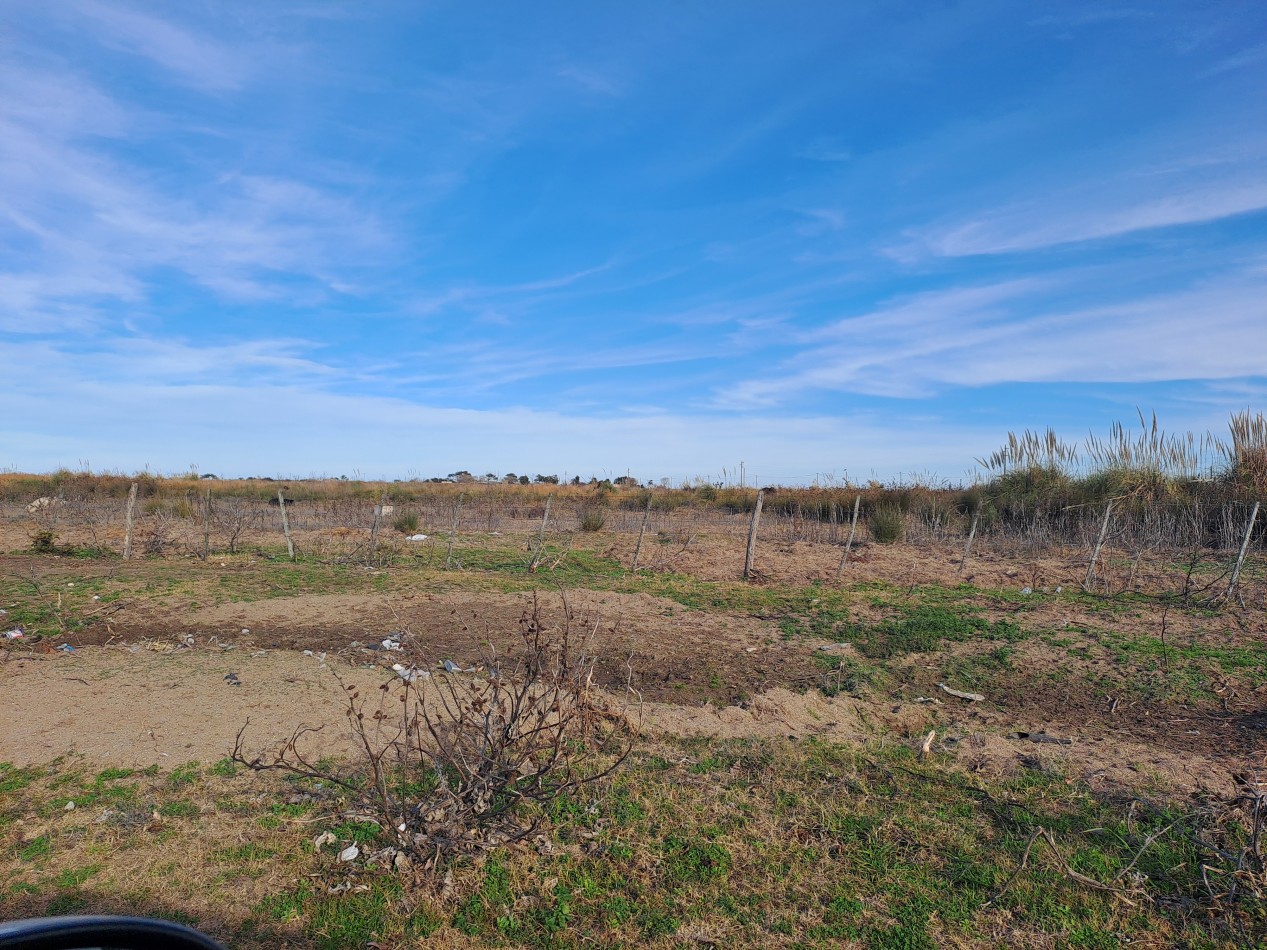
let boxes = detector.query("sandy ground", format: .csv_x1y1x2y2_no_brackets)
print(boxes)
1,641,1247,804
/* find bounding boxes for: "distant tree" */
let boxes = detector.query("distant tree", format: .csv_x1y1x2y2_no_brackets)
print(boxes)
614,476,638,487
449,471,475,483
503,473,519,484
570,476,582,486
534,474,559,484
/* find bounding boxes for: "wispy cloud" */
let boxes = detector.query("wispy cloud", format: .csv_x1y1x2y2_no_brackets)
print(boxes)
921,177,1267,257
0,44,387,330
70,0,251,91
719,269,1267,404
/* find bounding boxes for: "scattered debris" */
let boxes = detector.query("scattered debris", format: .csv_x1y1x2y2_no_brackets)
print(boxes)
914,696,944,705
224,673,241,687
919,730,936,758
3,628,23,639
338,844,360,862
938,683,985,702
1008,731,1072,746
817,642,852,654
1020,586,1033,595
56,643,74,652
240,628,250,636
64,800,76,811
405,534,428,541
392,663,429,683
313,831,336,852
441,659,475,674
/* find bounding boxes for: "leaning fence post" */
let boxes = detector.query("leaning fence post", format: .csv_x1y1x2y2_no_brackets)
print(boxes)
958,508,980,574
834,495,861,581
445,493,464,570
527,494,553,573
1223,501,1260,605
743,489,765,580
1083,500,1114,592
122,482,139,559
278,490,295,561
631,492,653,571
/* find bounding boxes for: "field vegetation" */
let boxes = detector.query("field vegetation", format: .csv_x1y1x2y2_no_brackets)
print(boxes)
1,411,1264,947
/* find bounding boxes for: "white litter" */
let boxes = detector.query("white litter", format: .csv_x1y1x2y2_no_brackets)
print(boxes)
441,659,474,674
240,628,250,636
405,534,428,542
392,663,429,683
1020,587,1032,595
339,844,360,862
381,638,402,651
3,629,23,640
313,831,336,852
938,683,985,702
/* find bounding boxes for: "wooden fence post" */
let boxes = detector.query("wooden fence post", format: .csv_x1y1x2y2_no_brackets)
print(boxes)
631,493,653,572
367,493,384,564
1083,500,1115,592
202,488,211,561
958,509,980,574
528,494,553,573
743,489,765,580
1223,501,1260,604
122,482,138,559
279,490,295,561
445,493,464,570
834,495,861,581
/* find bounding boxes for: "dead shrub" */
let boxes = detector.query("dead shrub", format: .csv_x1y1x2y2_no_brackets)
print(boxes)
233,593,636,877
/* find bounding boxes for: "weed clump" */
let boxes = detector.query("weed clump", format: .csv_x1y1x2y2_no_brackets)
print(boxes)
578,508,606,532
868,504,905,544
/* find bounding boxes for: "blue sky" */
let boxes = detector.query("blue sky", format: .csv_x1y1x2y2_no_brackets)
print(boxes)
2,1,1265,484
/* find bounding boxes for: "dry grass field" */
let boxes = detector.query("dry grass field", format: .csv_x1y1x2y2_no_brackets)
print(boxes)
1,479,1264,948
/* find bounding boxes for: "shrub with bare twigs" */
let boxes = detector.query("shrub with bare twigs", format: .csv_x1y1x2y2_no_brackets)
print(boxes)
233,594,637,877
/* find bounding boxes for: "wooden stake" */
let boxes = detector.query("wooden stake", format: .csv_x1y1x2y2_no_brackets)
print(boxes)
528,494,552,573
278,490,295,561
1224,500,1260,604
122,482,138,560
366,493,383,564
631,493,653,572
834,495,861,581
202,488,211,561
1083,500,1114,592
445,493,464,570
743,489,765,580
958,509,980,574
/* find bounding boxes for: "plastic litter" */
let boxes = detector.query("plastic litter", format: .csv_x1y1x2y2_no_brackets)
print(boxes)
392,663,429,683
224,672,241,686
339,844,360,862
1020,586,1032,595
56,643,74,652
405,534,428,541
441,659,475,674
3,628,23,640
